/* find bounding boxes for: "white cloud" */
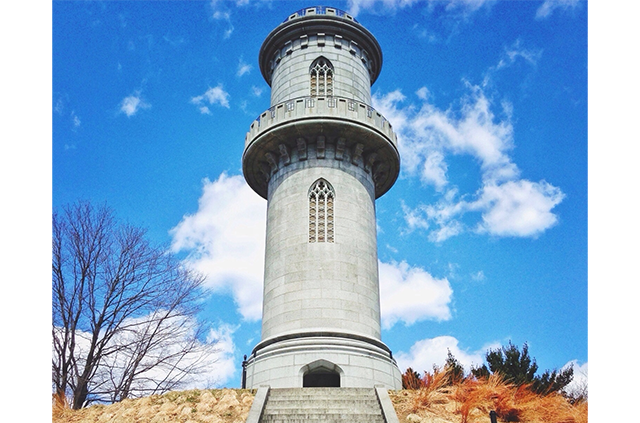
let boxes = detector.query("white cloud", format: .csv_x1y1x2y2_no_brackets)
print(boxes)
53,313,227,396
422,150,448,191
536,0,580,20
71,111,81,129
170,173,266,321
210,0,235,38
373,83,564,241
203,323,238,387
473,180,565,237
498,41,543,70
395,336,495,374
251,86,264,97
347,0,492,18
563,360,588,398
379,260,453,329
483,40,543,88
119,91,150,117
401,201,430,233
442,0,495,15
470,270,485,281
236,57,252,77
191,84,230,111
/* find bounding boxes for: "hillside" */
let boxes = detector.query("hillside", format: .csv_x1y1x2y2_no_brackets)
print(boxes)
53,379,587,423
52,389,255,423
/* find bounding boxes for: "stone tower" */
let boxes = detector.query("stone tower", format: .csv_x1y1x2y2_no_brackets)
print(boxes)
242,6,401,389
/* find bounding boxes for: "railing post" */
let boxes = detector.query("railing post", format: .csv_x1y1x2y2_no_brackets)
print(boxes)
241,354,247,389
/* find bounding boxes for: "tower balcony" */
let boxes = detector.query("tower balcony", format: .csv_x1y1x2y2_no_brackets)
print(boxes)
243,96,400,199
245,96,396,149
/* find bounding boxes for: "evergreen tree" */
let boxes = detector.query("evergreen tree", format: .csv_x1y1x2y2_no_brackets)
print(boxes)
444,349,465,385
471,341,573,395
401,367,423,389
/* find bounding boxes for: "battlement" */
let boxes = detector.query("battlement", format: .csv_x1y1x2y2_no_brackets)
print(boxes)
242,95,400,200
245,96,396,150
282,6,359,24
259,6,383,87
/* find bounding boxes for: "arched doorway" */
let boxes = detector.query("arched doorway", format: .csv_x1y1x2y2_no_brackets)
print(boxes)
299,360,343,387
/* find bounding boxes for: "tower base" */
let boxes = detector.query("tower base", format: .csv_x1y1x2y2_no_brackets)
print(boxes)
244,332,402,389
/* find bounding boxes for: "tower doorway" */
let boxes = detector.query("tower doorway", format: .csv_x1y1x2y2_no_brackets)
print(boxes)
300,359,343,387
303,368,340,387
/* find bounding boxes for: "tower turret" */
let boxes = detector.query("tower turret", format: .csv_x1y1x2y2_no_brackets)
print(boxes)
242,6,401,389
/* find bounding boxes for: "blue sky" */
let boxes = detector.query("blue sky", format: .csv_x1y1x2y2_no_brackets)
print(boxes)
48,0,591,392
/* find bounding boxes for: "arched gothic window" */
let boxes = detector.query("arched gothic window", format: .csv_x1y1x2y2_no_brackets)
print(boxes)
309,179,334,243
310,57,334,97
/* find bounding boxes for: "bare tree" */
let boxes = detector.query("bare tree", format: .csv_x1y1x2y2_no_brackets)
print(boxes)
52,201,217,409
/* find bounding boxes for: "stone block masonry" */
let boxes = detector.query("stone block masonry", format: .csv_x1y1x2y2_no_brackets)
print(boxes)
242,6,402,390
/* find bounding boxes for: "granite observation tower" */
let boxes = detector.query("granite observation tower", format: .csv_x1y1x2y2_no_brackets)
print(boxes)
242,6,402,389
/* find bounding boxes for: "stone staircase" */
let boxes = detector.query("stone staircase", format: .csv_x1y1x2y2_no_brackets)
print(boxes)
258,387,388,423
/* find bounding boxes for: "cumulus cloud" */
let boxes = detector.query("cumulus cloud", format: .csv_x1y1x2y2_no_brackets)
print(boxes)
170,173,266,321
53,313,229,396
191,84,230,112
203,323,239,386
119,91,150,117
169,173,453,328
395,336,496,374
473,180,565,237
379,260,453,328
373,82,564,242
563,360,588,398
535,0,581,20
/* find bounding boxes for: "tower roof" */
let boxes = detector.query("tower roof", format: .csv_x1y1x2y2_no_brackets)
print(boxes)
258,5,383,86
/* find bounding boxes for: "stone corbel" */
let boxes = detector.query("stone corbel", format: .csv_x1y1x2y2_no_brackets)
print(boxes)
373,162,388,186
351,143,364,165
265,152,278,172
335,138,345,161
297,138,307,161
258,163,271,181
365,152,377,173
279,144,290,165
316,136,326,159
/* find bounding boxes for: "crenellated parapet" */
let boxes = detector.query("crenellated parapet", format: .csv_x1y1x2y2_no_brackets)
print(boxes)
242,96,399,200
259,6,383,89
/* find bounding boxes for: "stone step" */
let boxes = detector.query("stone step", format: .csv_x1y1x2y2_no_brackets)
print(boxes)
261,414,385,423
258,387,387,423
264,407,380,414
267,388,375,397
265,398,380,406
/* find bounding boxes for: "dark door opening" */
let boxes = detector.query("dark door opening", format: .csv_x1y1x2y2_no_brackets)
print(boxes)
303,369,340,387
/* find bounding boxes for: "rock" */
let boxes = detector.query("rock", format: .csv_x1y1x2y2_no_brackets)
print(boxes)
407,413,422,422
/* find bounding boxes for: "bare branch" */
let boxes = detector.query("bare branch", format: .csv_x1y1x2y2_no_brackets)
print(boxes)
52,201,217,409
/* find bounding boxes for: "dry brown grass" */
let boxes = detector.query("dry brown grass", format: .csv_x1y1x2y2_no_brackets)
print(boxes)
52,388,255,423
389,369,588,423
53,378,587,423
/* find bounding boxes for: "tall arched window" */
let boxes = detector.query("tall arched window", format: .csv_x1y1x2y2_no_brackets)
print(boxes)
310,57,334,97
309,179,334,243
